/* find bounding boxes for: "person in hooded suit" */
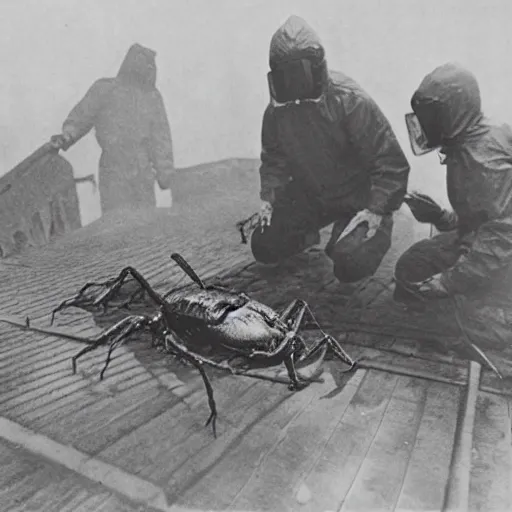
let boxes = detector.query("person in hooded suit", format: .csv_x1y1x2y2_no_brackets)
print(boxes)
397,63,512,348
251,16,411,284
55,43,175,215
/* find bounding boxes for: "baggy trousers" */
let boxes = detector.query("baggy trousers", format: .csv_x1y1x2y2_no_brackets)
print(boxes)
394,230,512,350
250,181,394,283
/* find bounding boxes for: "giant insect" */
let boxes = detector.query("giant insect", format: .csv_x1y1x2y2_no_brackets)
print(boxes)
0,253,357,437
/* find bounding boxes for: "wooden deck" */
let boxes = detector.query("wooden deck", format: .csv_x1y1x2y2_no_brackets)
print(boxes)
0,158,511,511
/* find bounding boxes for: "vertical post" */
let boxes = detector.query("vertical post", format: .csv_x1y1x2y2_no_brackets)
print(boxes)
442,360,481,512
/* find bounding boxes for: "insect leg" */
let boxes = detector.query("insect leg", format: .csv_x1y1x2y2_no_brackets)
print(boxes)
248,299,309,360
163,335,221,437
92,267,165,310
71,314,151,376
183,353,218,437
248,332,297,360
283,356,310,391
298,303,358,371
51,279,117,325
326,335,358,371
99,336,129,380
278,299,308,332
117,288,147,310
163,335,237,374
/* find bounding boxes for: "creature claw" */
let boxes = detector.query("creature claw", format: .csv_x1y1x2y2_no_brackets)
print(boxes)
344,360,359,372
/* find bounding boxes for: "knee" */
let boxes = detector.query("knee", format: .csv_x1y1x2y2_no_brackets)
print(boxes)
332,246,389,283
394,250,415,283
250,229,280,265
333,255,373,284
331,222,392,284
394,241,434,284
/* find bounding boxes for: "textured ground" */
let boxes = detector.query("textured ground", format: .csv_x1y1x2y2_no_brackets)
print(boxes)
0,158,510,511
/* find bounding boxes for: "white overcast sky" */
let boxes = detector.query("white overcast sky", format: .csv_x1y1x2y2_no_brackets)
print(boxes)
1,0,511,222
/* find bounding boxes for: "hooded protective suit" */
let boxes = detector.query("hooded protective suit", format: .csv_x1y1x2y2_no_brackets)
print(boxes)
259,16,409,214
61,43,174,214
251,16,410,281
395,63,512,347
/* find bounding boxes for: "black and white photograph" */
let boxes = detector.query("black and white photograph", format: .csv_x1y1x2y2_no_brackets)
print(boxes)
0,1,511,511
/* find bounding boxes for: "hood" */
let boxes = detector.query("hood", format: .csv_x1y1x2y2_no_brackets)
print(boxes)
413,62,484,144
269,15,325,69
117,43,157,89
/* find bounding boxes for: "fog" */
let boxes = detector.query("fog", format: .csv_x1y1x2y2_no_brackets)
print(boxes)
1,0,512,225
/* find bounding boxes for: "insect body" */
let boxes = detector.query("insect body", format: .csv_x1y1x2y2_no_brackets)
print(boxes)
3,253,357,437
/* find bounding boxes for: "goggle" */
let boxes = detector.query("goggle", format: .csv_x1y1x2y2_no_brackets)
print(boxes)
405,112,438,156
267,58,324,104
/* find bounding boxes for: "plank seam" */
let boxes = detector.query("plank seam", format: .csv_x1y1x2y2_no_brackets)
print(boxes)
338,374,400,511
0,416,176,512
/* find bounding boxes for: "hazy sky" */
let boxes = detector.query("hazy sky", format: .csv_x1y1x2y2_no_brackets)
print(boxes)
1,0,512,223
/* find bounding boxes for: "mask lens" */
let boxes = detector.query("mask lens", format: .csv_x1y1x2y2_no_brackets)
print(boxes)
405,112,436,156
268,59,323,103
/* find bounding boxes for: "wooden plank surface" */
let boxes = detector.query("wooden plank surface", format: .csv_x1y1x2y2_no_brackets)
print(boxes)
338,376,428,512
176,370,366,511
0,440,145,512
286,370,399,511
395,382,461,511
0,159,511,511
469,392,512,511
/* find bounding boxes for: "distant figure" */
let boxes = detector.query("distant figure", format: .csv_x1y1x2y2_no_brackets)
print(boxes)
396,63,512,344
53,43,175,215
251,15,410,283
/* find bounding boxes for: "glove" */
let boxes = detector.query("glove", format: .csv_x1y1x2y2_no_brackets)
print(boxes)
156,170,175,190
414,273,450,299
404,191,445,224
259,201,273,231
337,209,382,242
50,133,74,151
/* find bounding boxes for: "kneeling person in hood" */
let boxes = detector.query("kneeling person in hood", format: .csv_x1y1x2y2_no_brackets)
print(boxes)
251,16,410,283
397,63,512,345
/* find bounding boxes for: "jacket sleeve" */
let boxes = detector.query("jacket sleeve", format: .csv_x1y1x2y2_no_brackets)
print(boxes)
149,90,174,175
344,92,410,215
259,104,291,203
62,78,112,143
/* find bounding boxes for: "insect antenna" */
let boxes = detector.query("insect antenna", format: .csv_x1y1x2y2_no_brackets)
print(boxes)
170,253,206,289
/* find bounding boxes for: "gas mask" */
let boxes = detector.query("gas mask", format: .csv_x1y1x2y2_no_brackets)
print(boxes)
267,58,326,104
405,94,444,156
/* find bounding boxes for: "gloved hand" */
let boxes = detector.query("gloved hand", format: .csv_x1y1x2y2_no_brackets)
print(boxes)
404,191,445,224
338,209,382,241
50,133,74,151
259,201,273,231
156,169,175,190
414,273,450,299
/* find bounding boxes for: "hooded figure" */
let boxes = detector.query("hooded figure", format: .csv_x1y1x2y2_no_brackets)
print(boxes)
397,62,512,347
251,16,410,283
58,43,174,214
